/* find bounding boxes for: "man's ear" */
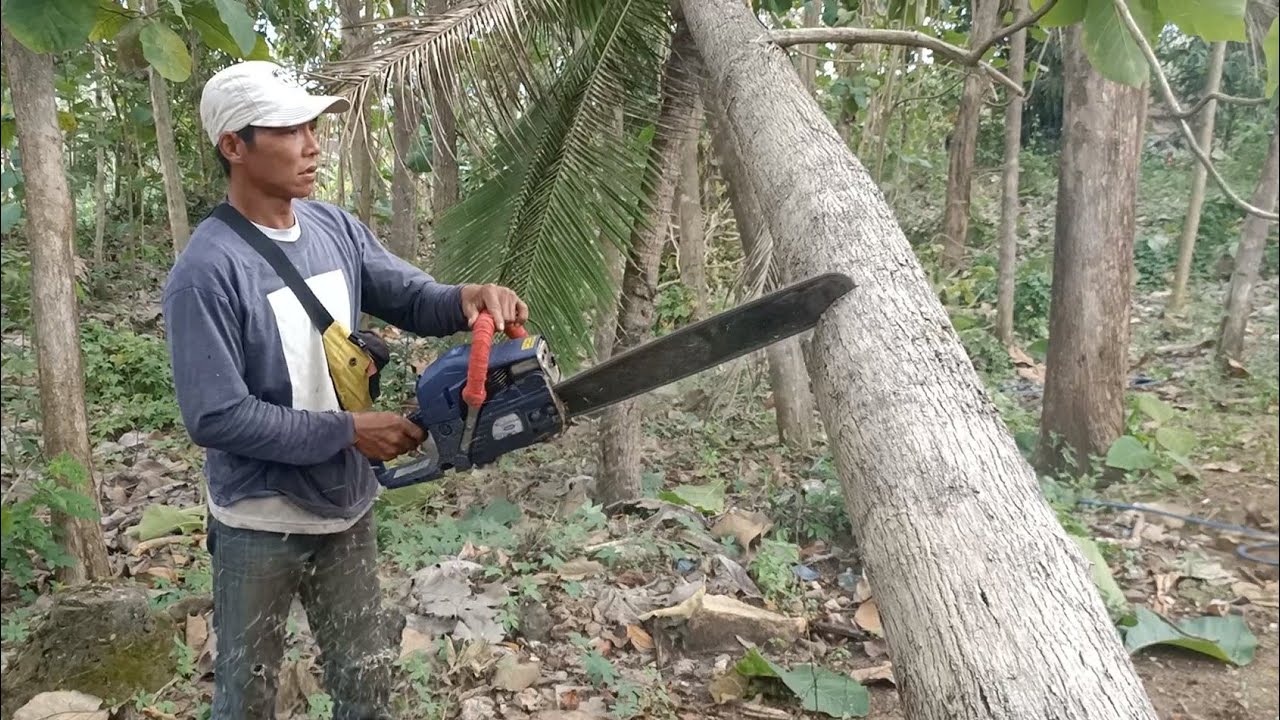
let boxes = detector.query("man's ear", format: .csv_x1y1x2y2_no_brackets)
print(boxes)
217,132,247,166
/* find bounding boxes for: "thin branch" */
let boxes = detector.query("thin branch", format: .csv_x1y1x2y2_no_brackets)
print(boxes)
769,27,1024,96
1111,0,1279,221
967,0,1059,61
1174,91,1269,119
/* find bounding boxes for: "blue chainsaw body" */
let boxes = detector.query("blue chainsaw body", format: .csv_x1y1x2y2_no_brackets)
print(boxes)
375,334,566,489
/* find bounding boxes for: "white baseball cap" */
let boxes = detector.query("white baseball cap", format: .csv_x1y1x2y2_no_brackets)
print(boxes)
200,61,350,145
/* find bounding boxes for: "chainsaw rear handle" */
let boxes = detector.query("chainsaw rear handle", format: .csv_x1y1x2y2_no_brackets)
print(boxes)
373,310,526,489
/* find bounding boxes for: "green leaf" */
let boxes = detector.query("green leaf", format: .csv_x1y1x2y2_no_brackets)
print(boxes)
2,0,99,53
1124,607,1257,665
1106,435,1158,470
735,648,781,678
657,481,726,515
734,649,869,718
1157,0,1246,41
1034,0,1086,27
129,504,205,541
1,170,16,192
140,21,192,82
1266,19,1278,98
0,120,14,150
822,0,840,25
1135,394,1176,423
1,203,22,233
1155,426,1196,456
1083,0,1160,87
213,0,258,56
1072,534,1129,620
90,0,134,41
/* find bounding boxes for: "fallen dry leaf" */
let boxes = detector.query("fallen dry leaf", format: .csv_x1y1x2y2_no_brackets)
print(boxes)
853,575,873,604
710,509,773,549
862,639,889,659
14,691,109,720
626,624,654,651
1201,461,1243,473
557,558,604,581
850,662,895,685
708,670,751,703
1224,357,1250,378
401,625,433,659
1232,581,1280,608
185,612,208,651
854,599,882,636
493,655,542,692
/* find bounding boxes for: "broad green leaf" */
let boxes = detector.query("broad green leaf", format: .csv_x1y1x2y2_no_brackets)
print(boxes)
735,649,869,718
186,3,240,56
658,481,726,515
1072,534,1129,620
822,0,840,25
1034,0,1086,27
2,0,99,53
90,0,134,41
129,503,205,540
1,170,16,192
1,203,22,233
168,0,185,19
140,21,193,82
1157,0,1246,41
950,312,980,331
1106,435,1158,470
1,120,14,150
57,111,78,133
214,0,259,55
1135,394,1176,423
1266,19,1278,98
1155,426,1196,456
1083,0,1159,87
734,648,781,678
246,33,273,60
1125,607,1257,665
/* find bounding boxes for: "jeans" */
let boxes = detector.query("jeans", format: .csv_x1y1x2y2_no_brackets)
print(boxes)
207,510,398,719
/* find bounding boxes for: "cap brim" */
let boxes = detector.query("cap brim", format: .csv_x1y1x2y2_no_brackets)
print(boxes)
253,95,351,128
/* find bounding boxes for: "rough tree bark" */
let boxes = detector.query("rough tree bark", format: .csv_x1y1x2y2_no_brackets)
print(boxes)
1217,123,1280,363
595,110,628,362
1037,26,1148,476
597,25,701,506
340,0,376,224
677,100,708,320
941,0,1000,269
995,0,1028,344
429,0,459,224
704,90,817,451
1169,41,1227,313
93,50,108,266
2,28,113,584
388,0,419,259
143,0,190,256
683,3,1159,719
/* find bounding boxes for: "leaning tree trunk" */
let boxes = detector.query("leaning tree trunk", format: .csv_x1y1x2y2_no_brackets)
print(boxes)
940,0,1000,270
1037,26,1148,477
704,90,817,451
388,0,419,259
1169,40,1227,313
995,0,1029,345
682,3,1159,719
2,28,112,584
597,24,701,506
677,101,708,320
1217,123,1280,363
143,0,190,256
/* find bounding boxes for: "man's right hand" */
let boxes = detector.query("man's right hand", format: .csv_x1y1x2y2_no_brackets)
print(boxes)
351,412,425,461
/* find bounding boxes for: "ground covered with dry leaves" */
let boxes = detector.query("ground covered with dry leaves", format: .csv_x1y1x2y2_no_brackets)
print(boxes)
1,279,1277,720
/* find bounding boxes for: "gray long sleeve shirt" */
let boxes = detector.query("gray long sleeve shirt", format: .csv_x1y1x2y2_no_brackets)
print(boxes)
163,199,468,528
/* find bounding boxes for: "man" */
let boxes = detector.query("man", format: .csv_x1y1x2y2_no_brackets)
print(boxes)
162,60,527,718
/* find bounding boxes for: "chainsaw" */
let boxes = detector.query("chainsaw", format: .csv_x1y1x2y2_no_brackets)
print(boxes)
374,272,853,489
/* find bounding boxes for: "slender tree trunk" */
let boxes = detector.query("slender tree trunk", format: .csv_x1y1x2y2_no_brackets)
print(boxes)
2,28,112,584
388,0,418,259
705,90,816,451
93,51,108,266
941,0,999,270
995,0,1029,345
429,0,459,224
1169,41,1227,312
677,101,708,319
683,4,1159,719
1037,27,1148,476
340,0,375,224
595,109,628,362
597,24,701,506
143,0,190,256
1217,124,1280,363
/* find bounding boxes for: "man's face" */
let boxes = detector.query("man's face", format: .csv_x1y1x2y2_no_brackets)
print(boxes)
222,119,322,198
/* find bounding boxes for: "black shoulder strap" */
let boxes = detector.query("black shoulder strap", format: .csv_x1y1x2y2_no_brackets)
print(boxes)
212,202,335,333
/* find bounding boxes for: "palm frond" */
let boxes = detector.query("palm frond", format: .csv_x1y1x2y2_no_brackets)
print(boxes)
431,0,677,367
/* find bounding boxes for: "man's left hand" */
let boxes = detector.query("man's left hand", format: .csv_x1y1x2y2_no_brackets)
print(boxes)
461,283,529,334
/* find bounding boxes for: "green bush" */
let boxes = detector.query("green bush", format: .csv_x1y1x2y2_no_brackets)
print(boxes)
80,320,181,438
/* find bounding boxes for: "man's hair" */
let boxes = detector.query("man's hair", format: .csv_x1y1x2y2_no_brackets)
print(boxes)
216,126,258,177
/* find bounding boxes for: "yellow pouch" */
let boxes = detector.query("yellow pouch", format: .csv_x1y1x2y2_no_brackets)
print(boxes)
322,322,377,412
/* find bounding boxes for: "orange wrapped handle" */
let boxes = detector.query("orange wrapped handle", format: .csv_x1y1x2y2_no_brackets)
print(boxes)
461,311,528,410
